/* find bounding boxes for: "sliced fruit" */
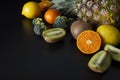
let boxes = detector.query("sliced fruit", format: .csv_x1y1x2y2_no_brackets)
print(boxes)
88,50,111,73
42,28,66,43
97,24,120,46
104,44,120,62
76,30,101,54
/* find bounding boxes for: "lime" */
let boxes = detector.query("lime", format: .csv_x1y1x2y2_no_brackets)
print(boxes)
97,24,120,46
21,1,41,19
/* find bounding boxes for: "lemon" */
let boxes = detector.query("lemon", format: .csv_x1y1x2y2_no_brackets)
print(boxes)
21,1,41,19
97,24,120,46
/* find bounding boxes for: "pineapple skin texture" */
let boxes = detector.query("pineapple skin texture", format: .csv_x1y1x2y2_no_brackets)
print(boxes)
50,0,120,26
74,0,120,26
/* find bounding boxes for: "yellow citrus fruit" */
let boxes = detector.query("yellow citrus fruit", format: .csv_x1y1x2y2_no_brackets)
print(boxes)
97,24,120,46
21,1,41,19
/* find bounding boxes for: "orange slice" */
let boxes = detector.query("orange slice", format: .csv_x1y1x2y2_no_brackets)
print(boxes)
76,30,101,54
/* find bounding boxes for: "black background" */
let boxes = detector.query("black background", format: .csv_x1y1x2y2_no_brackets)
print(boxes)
0,0,120,80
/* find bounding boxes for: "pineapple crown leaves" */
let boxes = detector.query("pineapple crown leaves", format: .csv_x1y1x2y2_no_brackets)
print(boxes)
49,0,82,9
49,0,78,18
50,0,73,7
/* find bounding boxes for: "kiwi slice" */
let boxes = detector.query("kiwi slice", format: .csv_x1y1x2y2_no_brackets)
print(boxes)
42,28,66,43
88,50,111,73
104,44,120,62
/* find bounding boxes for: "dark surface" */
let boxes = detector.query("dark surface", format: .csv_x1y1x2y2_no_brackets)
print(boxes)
0,0,120,80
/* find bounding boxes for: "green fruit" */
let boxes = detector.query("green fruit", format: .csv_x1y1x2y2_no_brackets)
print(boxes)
104,44,120,62
88,50,111,73
42,28,66,43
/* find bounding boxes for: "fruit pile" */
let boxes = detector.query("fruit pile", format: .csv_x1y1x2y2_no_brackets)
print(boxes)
21,0,120,73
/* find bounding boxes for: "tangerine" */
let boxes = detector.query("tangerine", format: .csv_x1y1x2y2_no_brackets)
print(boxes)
77,30,101,54
39,1,52,11
44,9,61,24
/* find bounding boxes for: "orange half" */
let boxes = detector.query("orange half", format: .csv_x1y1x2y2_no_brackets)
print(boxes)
77,30,101,54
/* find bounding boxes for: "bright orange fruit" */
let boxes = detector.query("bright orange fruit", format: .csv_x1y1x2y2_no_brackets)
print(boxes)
44,9,61,24
76,30,101,54
39,1,52,11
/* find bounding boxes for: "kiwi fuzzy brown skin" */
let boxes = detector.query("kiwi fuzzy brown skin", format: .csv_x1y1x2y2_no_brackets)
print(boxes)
70,20,92,40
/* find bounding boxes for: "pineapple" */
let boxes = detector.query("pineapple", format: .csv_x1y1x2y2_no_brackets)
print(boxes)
49,0,78,18
50,0,120,27
74,0,120,26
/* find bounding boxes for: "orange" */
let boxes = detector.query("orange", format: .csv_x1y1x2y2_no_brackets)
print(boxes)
77,30,101,54
39,1,52,11
44,9,61,24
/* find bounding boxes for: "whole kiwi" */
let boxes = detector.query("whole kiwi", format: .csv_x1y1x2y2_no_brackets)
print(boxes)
70,20,92,40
